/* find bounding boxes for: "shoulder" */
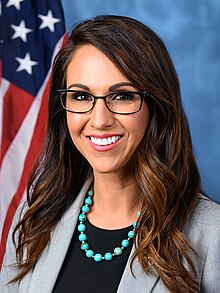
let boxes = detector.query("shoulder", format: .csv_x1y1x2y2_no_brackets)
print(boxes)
188,194,220,228
189,195,220,291
183,195,220,290
2,200,28,261
0,201,28,291
183,194,220,259
184,194,220,238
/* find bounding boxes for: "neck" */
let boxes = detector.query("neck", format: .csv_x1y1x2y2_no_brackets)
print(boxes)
87,172,143,229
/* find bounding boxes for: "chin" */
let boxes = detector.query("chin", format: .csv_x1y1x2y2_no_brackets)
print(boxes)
90,160,132,176
92,166,119,175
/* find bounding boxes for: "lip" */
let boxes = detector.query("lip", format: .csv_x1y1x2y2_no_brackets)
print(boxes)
85,134,123,152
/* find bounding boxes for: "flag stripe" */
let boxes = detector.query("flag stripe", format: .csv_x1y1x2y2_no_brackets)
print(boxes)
0,81,44,239
0,84,34,166
0,79,10,150
0,79,49,265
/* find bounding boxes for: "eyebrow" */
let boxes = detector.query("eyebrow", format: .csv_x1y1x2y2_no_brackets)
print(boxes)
67,82,135,91
67,83,89,90
109,82,135,91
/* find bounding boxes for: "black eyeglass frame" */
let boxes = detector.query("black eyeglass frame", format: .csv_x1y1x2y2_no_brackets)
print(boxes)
58,89,149,115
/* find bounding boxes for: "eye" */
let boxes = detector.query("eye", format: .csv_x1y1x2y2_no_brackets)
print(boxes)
69,92,93,102
111,92,135,102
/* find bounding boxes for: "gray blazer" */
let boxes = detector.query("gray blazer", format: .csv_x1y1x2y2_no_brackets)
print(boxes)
1,178,220,293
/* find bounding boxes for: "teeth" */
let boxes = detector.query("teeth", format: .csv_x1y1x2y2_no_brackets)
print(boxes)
90,136,121,146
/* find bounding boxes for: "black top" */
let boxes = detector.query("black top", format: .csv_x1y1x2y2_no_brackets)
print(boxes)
52,220,133,293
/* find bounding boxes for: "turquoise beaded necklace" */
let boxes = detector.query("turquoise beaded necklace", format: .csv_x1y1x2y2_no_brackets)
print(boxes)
77,187,140,262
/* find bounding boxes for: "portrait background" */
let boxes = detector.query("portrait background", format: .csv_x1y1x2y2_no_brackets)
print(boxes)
0,0,219,269
62,0,220,202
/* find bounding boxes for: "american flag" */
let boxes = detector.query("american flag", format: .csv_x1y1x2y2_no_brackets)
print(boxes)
0,0,66,266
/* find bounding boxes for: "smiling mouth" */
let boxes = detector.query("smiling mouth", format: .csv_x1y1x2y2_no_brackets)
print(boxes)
89,136,121,146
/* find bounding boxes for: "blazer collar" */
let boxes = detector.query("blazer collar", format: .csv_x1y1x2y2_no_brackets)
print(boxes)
27,177,92,293
27,177,160,293
117,246,159,293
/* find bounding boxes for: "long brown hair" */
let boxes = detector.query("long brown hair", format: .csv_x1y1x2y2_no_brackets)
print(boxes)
11,15,200,292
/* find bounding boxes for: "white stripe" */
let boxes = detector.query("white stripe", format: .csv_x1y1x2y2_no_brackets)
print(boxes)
0,36,65,242
0,79,10,147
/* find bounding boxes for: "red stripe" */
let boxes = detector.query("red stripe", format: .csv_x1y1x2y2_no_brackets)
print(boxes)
62,33,68,47
0,85,34,167
0,80,49,268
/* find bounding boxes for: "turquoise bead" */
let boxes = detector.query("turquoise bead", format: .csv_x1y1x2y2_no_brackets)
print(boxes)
104,252,112,261
82,205,90,213
78,223,86,232
128,230,135,239
94,253,102,262
114,247,122,255
133,221,137,228
79,214,86,222
79,233,87,241
86,250,94,258
85,198,92,205
81,242,89,250
88,189,94,197
121,239,130,248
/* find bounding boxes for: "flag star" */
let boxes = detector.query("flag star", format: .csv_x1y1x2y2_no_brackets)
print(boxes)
11,20,33,42
16,53,38,75
6,0,25,10
38,10,61,32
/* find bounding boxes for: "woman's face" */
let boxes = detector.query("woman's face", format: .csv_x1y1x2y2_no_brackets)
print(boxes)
66,44,149,176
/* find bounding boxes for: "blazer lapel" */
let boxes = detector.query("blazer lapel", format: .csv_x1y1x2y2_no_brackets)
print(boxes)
117,246,160,293
27,178,92,293
26,176,160,293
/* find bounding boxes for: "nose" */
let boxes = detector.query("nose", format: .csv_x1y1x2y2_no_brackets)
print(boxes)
89,99,114,129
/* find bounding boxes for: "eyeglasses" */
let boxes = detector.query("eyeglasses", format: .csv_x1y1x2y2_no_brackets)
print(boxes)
58,90,149,114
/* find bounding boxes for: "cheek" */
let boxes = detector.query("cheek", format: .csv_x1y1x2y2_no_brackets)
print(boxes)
130,105,150,139
66,113,84,138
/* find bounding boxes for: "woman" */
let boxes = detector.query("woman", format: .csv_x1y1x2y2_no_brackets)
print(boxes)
1,15,220,293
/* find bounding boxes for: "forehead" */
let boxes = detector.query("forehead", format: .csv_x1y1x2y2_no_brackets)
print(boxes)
66,45,131,91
